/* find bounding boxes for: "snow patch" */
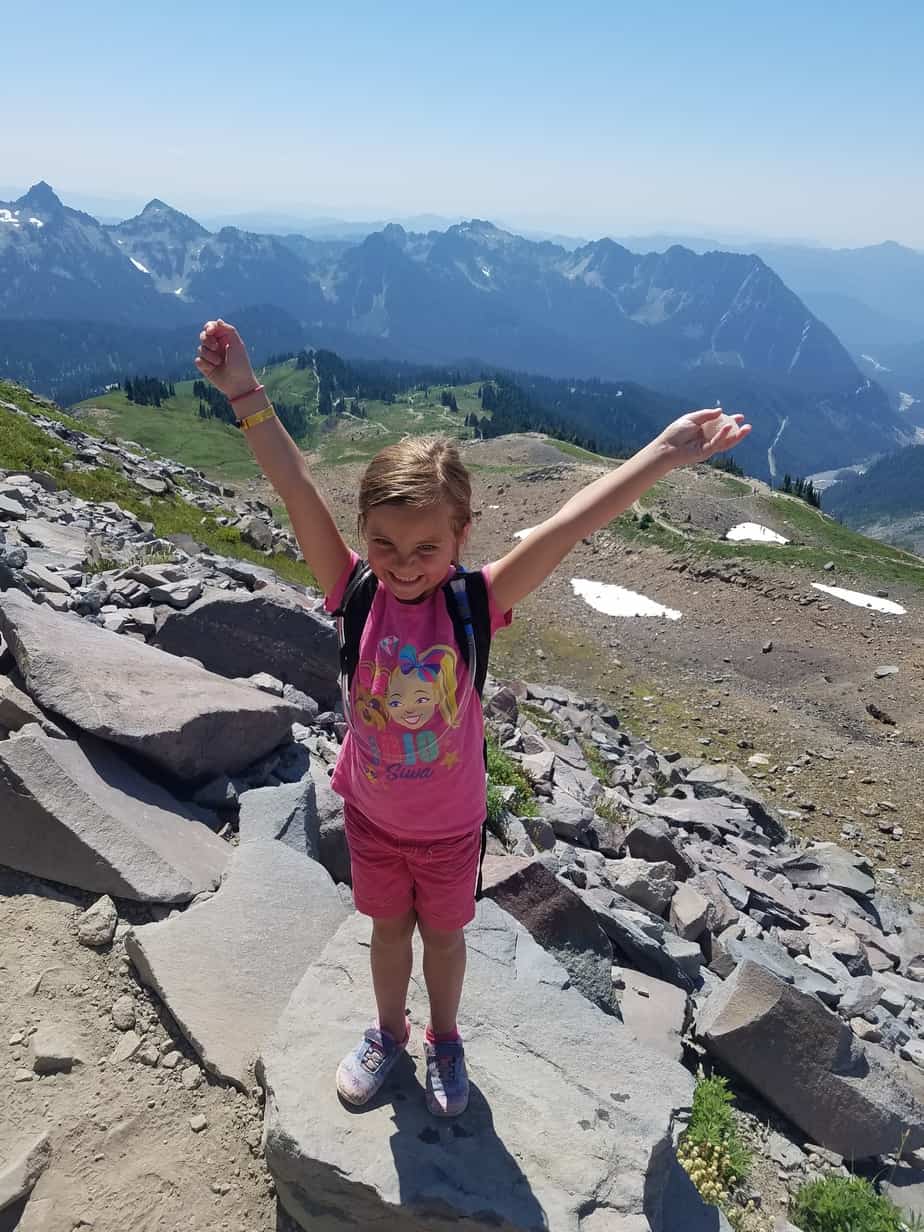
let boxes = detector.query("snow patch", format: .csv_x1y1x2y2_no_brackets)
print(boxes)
860,353,891,373
129,257,151,274
811,583,906,615
28,216,44,228
787,320,811,373
899,392,919,412
571,577,682,620
0,209,20,225
726,523,789,544
480,265,492,278
174,287,184,295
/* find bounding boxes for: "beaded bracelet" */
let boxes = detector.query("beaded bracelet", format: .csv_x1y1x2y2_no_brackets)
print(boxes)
228,383,265,405
238,405,276,432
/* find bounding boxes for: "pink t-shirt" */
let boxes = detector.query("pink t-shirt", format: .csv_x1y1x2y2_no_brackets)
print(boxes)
325,551,512,839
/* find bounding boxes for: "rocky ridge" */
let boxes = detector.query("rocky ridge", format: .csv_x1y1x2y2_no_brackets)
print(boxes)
2,408,924,1229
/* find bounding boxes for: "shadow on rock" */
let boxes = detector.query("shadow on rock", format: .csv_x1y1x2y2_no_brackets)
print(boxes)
330,1053,548,1230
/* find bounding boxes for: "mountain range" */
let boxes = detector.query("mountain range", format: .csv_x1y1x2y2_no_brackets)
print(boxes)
0,181,915,481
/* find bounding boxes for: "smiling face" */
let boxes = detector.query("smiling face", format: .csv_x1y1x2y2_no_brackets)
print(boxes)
363,502,469,602
387,669,438,729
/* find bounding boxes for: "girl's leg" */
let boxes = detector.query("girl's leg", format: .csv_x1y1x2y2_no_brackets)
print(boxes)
371,908,417,1040
418,921,467,1036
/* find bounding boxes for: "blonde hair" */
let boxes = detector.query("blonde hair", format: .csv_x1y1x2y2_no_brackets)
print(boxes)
358,436,472,539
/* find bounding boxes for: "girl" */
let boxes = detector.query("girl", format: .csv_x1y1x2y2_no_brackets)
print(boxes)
195,319,750,1118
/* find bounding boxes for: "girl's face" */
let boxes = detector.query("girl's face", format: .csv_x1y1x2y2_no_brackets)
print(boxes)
364,502,469,602
387,669,438,729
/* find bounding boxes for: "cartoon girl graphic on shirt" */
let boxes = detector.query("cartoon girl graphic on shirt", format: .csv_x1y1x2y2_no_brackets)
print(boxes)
355,640,460,782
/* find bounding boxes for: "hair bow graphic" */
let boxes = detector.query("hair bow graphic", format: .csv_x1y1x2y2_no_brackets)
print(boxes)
398,644,445,682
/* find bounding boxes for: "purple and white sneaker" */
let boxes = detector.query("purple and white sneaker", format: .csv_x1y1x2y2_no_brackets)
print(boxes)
336,1022,409,1107
424,1036,469,1117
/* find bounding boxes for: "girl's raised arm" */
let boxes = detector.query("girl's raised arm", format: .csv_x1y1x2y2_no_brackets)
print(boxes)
195,319,351,596
488,409,751,614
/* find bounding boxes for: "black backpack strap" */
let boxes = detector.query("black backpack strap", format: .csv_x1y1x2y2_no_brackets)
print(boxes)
331,559,378,690
442,566,492,698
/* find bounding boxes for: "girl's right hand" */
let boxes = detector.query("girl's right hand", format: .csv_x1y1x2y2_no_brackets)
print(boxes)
194,319,259,400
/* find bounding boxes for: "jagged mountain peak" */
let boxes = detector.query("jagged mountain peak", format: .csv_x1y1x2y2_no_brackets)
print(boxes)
117,199,209,238
17,181,64,212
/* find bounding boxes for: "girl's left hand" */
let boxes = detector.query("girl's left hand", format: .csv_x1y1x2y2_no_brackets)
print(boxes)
657,408,751,468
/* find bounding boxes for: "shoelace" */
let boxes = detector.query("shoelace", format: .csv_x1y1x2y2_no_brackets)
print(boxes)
433,1045,459,1084
361,1036,387,1073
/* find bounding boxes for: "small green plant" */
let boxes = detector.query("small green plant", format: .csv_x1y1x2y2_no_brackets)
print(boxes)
594,797,630,826
677,1074,750,1211
790,1175,904,1231
485,733,538,818
577,737,612,786
485,782,508,838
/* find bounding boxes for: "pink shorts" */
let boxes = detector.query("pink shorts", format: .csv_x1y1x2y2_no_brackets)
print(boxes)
343,803,484,931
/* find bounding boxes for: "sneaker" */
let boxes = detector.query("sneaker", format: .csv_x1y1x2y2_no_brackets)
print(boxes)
424,1036,469,1117
336,1021,409,1107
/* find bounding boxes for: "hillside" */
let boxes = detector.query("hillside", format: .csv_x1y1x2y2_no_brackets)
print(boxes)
70,352,693,483
822,444,924,555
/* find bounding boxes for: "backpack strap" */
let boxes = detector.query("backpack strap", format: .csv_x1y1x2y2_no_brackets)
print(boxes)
442,566,492,698
331,559,378,691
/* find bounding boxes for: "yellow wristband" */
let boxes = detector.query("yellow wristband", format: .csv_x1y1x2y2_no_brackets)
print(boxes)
238,405,276,432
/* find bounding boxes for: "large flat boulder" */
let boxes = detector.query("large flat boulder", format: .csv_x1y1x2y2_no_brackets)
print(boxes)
0,589,298,782
153,585,340,706
696,960,924,1159
259,901,694,1232
126,840,347,1088
0,726,227,902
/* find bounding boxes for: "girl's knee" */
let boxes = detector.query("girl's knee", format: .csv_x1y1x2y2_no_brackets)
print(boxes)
372,909,417,945
418,922,465,953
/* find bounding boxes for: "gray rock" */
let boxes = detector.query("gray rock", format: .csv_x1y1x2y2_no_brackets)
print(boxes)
0,1131,51,1212
786,843,876,901
619,970,688,1062
109,1030,142,1063
538,787,594,841
0,675,53,733
154,584,340,707
75,894,118,946
111,995,136,1031
837,976,883,1018
608,857,677,916
16,518,87,560
259,902,694,1232
481,854,616,1013
21,561,72,594
30,1021,83,1075
0,727,227,902
669,884,711,941
682,762,786,842
126,840,347,1088
0,492,27,519
697,960,924,1158
584,889,696,991
687,871,740,932
148,578,203,608
0,589,298,782
723,937,838,1001
624,818,694,881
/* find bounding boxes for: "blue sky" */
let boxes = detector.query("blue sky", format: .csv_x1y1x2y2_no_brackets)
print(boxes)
2,0,922,246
